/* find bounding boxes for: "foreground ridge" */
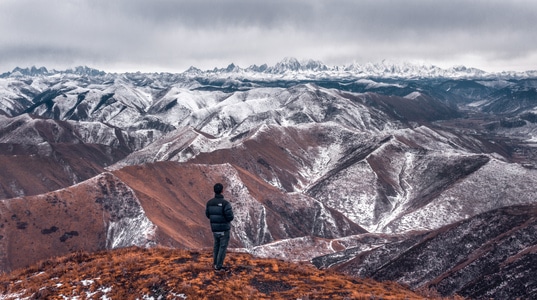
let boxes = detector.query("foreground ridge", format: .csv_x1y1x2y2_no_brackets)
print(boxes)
0,246,461,299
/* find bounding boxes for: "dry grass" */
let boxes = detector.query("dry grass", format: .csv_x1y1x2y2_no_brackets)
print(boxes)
0,246,464,299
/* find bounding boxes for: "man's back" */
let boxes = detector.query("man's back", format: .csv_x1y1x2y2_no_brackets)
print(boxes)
205,194,234,232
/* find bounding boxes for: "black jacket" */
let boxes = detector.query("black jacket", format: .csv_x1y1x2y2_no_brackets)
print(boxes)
205,194,234,232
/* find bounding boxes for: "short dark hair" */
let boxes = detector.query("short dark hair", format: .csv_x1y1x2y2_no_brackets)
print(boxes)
213,183,224,194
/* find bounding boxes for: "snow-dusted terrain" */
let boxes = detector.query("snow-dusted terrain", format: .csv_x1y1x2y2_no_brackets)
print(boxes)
1,59,537,298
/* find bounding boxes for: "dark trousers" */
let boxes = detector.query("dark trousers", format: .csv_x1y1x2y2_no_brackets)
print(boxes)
212,231,230,268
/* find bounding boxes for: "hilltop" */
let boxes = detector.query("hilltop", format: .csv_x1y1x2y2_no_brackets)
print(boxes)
0,246,461,299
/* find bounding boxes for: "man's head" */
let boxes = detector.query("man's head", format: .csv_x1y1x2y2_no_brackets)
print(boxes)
214,183,224,195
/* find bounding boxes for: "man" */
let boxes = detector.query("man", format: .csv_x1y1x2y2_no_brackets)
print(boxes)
205,183,234,271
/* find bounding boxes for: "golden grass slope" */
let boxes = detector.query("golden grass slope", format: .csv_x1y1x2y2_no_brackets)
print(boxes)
0,246,463,299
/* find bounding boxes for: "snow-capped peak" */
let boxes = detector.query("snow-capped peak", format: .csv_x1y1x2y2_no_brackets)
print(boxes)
180,58,535,80
3,59,537,81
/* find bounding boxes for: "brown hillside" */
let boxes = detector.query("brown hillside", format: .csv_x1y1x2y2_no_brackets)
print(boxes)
0,160,365,273
0,142,120,200
0,115,128,200
187,124,359,193
0,172,154,272
0,246,461,299
112,161,366,249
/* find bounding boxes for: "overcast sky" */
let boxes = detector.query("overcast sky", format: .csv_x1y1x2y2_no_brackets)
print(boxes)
1,0,536,73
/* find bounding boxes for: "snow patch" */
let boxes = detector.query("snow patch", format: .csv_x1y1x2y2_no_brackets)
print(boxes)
105,214,157,249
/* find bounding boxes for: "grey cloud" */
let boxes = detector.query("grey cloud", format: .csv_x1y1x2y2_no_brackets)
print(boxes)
109,0,537,36
117,0,313,28
0,0,536,72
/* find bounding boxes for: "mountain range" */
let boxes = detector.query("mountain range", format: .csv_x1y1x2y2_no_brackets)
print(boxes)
3,58,537,79
1,59,537,298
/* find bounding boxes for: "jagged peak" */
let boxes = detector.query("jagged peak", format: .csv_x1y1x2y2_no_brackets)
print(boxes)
1,66,50,78
66,66,106,76
266,57,328,74
225,63,240,72
245,63,268,72
1,65,106,78
184,66,203,74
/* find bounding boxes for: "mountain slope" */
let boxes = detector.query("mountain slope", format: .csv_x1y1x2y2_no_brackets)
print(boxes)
0,114,130,199
0,172,155,271
112,161,366,249
313,204,537,299
102,82,537,236
0,247,450,300
0,161,365,272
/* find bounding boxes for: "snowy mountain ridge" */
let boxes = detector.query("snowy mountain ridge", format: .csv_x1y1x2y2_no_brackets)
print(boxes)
3,58,537,80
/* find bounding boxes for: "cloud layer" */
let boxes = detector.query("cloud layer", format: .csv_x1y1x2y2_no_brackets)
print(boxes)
1,0,536,72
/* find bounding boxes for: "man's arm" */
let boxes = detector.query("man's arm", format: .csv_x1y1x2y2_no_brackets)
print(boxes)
224,202,234,222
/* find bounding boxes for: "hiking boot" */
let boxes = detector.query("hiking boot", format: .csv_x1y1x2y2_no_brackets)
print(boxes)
214,266,229,272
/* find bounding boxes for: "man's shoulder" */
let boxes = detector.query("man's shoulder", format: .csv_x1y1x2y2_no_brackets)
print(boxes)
207,197,229,206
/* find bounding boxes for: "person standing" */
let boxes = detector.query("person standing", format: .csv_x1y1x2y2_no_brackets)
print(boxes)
205,183,234,271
